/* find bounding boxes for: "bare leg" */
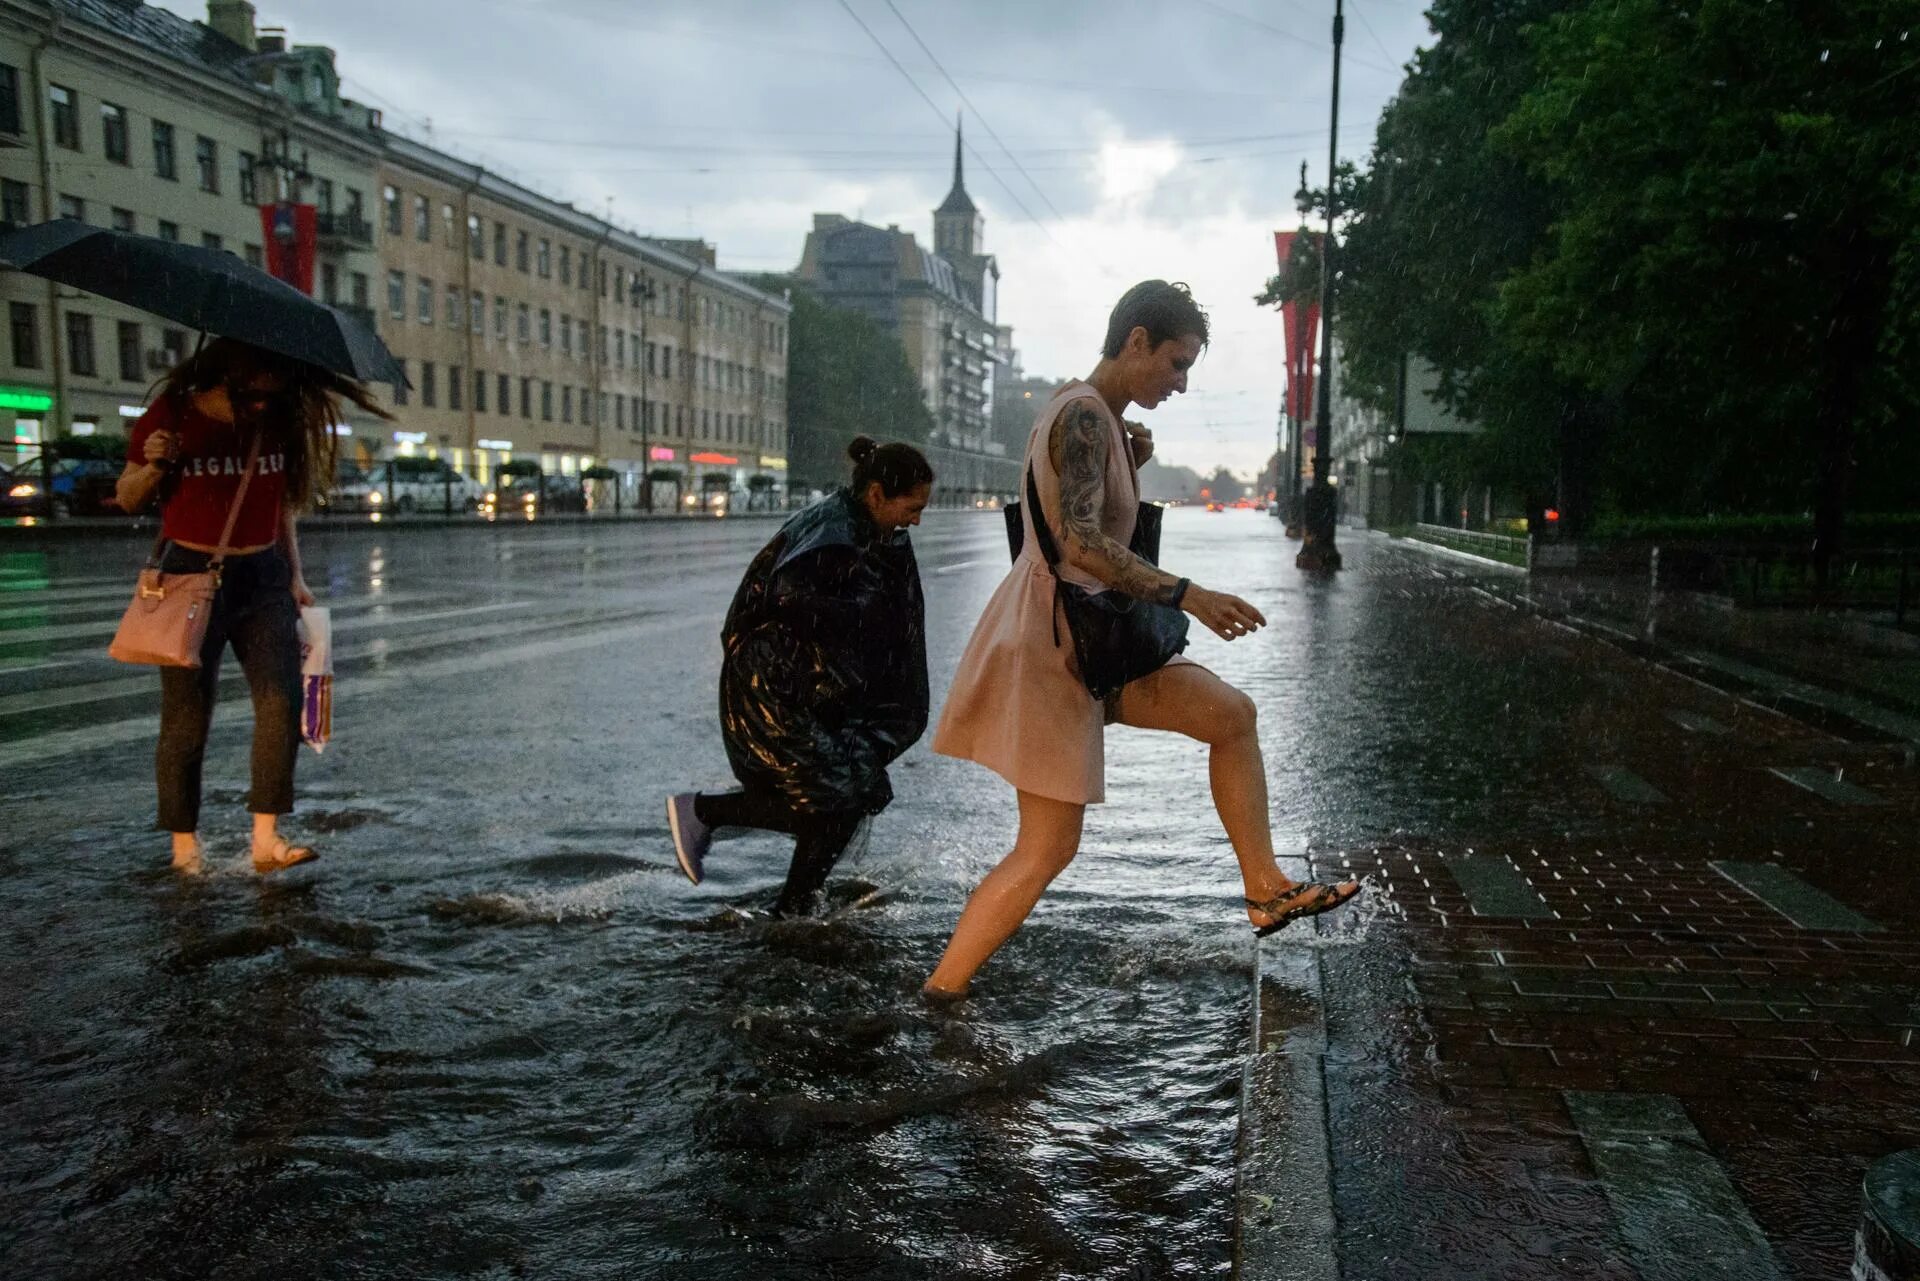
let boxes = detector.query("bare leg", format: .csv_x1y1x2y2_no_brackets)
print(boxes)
1114,664,1353,929
170,831,203,873
924,790,1085,997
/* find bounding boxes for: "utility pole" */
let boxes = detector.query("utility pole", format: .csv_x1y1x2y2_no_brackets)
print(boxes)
1297,0,1345,573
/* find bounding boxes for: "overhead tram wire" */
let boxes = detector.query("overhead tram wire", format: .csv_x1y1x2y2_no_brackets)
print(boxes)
832,0,1084,266
1191,0,1396,75
880,0,1071,230
1346,0,1404,75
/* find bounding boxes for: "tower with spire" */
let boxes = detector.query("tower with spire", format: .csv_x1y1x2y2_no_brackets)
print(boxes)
934,115,982,262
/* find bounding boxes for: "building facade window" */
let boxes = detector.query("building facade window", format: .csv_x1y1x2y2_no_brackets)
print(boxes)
559,245,570,286
117,320,142,382
449,364,463,411
468,214,483,259
420,360,436,408
9,301,38,368
110,206,134,233
351,272,370,307
498,373,510,416
469,293,484,334
152,120,179,177
100,102,128,163
494,222,506,266
540,380,552,421
0,64,19,135
561,385,572,423
441,202,454,247
316,178,334,213
320,263,338,303
65,311,95,376
392,361,409,405
384,185,401,234
1,179,27,225
412,195,429,242
238,152,256,203
57,194,83,222
195,136,219,192
519,377,531,419
537,238,551,278
559,315,571,356
157,220,179,242
201,232,222,252
445,284,460,327
49,84,77,150
539,309,551,348
494,296,507,340
243,244,263,268
515,230,529,272
387,270,405,319
416,276,433,324
473,368,487,413
516,303,530,343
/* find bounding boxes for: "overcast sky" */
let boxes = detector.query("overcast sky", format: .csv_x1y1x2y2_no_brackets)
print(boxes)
164,0,1432,478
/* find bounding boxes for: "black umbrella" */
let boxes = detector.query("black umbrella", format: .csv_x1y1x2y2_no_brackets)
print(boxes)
0,218,406,386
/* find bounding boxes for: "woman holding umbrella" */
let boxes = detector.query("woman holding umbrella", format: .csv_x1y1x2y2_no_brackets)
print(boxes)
115,338,390,874
666,436,933,917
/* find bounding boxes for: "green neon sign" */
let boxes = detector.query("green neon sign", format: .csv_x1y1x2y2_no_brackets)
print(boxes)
0,388,54,412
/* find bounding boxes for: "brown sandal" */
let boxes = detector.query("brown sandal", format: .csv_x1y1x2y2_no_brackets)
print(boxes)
252,839,318,874
1245,881,1360,938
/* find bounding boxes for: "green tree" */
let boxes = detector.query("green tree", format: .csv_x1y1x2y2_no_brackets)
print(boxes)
1492,0,1920,564
752,276,932,491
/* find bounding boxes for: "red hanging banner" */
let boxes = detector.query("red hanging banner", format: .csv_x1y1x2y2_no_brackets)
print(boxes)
1273,231,1321,422
260,203,318,295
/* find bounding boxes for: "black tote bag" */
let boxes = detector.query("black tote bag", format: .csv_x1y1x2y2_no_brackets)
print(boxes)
1010,463,1188,700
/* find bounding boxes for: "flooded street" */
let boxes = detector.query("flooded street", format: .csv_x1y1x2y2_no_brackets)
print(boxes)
5,510,1914,1279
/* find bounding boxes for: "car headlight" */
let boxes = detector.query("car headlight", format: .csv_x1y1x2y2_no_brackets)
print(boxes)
368,491,383,504
8,483,37,498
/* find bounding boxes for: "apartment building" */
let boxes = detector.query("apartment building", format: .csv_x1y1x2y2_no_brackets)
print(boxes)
0,0,384,451
376,137,790,499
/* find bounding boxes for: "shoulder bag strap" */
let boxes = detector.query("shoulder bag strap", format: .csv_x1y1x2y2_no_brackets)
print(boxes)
205,431,264,573
1025,461,1069,648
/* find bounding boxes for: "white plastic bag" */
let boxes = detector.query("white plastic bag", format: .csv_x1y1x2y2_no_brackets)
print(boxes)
297,605,332,752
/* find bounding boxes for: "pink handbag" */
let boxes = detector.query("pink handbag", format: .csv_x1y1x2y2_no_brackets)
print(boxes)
108,433,262,668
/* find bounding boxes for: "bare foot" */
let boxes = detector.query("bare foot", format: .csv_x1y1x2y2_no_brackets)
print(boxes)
170,836,204,876
921,982,969,1005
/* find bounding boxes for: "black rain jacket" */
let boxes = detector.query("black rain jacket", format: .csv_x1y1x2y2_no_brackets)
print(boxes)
718,488,929,816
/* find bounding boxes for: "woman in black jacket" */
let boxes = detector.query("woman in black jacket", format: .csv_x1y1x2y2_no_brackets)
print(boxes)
667,436,933,916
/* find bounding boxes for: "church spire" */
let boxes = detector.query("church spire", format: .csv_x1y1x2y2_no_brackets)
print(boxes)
936,112,977,217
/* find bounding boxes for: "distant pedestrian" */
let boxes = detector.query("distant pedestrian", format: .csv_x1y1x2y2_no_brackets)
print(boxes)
115,338,391,875
925,281,1359,998
667,437,933,916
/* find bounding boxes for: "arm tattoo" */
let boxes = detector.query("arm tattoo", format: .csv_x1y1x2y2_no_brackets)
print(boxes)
1048,401,1184,605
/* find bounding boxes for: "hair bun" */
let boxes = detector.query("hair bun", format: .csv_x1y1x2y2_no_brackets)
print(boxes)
847,435,877,464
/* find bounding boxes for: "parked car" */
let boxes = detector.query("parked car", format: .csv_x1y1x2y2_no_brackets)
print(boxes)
329,457,485,514
0,454,120,518
482,471,588,519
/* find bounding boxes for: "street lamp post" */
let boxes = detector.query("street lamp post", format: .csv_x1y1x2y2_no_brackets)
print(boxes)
1298,0,1345,573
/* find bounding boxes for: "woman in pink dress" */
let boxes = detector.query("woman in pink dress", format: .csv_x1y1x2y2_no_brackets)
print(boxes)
925,281,1360,998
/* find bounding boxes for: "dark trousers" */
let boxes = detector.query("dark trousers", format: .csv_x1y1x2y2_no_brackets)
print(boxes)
155,545,301,833
693,789,864,916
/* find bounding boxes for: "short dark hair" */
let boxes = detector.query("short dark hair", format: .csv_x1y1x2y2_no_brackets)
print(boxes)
847,434,934,498
1101,280,1209,358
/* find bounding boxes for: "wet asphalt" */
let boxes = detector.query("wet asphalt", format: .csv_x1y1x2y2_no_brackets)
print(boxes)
2,510,1913,1279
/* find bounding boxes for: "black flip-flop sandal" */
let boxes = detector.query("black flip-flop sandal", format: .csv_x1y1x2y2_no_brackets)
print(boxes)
1245,881,1360,938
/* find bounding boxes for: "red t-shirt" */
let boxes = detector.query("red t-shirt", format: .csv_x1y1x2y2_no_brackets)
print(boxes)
128,396,289,548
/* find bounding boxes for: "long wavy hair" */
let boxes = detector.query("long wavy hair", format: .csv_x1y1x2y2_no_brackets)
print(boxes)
152,338,393,511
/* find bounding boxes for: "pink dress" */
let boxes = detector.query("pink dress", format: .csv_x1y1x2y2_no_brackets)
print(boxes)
933,382,1191,804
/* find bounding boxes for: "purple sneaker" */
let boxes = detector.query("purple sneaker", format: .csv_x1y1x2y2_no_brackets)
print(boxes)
667,792,710,885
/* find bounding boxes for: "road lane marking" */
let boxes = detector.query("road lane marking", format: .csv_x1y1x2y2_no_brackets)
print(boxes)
1768,765,1887,806
1711,860,1881,932
1440,853,1554,918
0,590,471,647
1566,1091,1786,1281
0,610,716,768
931,559,985,575
1585,764,1668,805
1666,709,1730,735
